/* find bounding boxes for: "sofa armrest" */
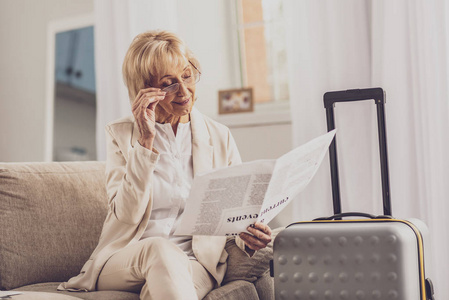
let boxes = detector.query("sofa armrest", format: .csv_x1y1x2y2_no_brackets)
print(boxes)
222,227,282,285
222,238,272,284
254,272,274,300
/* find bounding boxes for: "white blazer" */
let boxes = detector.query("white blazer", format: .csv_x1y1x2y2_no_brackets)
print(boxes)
58,107,247,292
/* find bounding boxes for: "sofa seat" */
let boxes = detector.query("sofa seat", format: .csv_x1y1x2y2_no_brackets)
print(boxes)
4,291,81,300
13,283,139,300
12,277,271,300
0,161,276,299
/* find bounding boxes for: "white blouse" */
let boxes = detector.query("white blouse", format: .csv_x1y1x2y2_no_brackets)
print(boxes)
140,121,195,259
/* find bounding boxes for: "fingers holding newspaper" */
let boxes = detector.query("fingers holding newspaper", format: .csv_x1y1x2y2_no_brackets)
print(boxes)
239,222,272,251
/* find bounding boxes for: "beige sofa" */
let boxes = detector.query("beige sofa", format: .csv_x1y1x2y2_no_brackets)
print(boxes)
0,161,275,300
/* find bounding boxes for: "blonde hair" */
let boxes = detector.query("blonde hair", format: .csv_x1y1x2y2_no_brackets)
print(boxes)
122,30,200,104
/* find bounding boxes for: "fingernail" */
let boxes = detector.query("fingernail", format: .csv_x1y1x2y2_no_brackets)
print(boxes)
249,224,255,228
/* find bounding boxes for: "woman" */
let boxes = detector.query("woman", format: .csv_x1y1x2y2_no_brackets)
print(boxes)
58,30,272,299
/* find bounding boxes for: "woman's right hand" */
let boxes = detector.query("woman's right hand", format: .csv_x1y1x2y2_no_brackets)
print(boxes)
131,88,166,150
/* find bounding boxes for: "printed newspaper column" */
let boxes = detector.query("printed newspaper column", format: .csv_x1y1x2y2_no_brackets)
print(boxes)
176,160,276,236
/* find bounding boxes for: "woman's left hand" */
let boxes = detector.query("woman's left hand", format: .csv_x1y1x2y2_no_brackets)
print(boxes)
239,222,272,251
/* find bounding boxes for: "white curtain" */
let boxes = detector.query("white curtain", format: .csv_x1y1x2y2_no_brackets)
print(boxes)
94,0,178,161
284,0,449,298
371,1,449,297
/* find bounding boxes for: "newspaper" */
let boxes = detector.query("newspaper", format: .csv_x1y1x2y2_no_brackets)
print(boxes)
174,129,336,236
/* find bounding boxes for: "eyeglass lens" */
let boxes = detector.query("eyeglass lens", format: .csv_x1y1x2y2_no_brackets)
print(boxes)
162,70,200,95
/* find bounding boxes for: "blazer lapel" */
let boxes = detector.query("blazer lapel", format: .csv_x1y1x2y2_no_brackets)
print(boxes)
131,119,139,149
189,110,223,282
191,107,214,176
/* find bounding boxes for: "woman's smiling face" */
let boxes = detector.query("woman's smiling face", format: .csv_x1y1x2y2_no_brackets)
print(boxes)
153,61,197,123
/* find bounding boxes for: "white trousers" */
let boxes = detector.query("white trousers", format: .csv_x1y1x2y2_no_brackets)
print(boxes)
97,237,215,300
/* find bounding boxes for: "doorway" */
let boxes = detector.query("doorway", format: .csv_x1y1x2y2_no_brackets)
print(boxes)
46,14,96,161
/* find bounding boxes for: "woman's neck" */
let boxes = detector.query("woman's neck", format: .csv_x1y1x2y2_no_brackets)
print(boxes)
156,113,190,136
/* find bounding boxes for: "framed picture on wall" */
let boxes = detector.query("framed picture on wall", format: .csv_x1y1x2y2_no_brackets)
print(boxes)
218,88,253,114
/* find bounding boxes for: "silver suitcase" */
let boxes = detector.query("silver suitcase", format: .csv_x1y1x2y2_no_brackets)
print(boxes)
271,89,435,300
272,215,434,300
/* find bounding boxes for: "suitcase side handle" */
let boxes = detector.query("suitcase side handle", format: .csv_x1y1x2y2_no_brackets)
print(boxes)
313,212,393,221
323,87,392,216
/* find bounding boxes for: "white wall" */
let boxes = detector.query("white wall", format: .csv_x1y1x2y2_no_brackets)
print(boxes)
0,0,292,168
0,0,94,162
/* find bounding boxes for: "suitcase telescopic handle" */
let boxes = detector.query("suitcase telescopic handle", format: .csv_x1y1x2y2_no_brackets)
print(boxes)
323,88,392,216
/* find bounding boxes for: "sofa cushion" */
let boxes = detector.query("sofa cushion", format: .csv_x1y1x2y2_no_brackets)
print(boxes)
0,162,108,290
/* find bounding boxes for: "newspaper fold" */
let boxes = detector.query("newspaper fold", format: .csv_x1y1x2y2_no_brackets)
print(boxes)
174,129,336,236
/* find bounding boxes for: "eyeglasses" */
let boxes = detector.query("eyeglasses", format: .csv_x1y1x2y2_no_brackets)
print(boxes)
162,61,201,95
